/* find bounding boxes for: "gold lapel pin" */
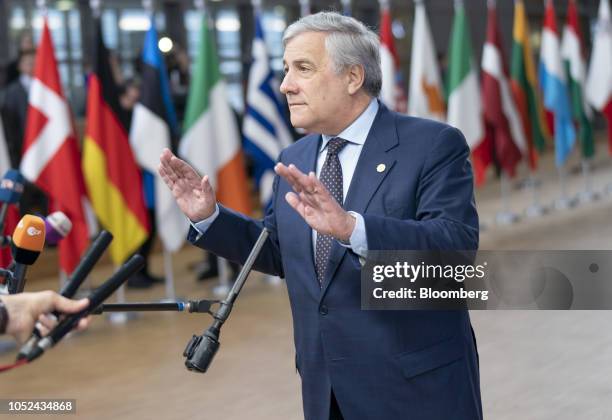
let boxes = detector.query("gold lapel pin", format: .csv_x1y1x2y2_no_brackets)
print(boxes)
377,163,386,173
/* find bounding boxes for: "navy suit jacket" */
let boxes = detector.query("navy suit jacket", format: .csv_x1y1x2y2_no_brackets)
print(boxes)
189,104,482,420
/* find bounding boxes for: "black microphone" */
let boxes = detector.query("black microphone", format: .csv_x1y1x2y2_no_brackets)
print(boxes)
16,230,114,359
0,169,25,235
20,254,145,362
60,230,113,298
8,215,46,294
184,228,269,373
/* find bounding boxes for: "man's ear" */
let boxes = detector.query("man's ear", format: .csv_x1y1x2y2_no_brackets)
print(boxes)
347,64,365,95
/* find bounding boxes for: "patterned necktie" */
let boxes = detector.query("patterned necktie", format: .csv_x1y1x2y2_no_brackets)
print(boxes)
315,137,348,286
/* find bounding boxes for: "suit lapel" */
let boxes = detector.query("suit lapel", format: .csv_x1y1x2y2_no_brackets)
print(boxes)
320,104,399,299
290,134,322,300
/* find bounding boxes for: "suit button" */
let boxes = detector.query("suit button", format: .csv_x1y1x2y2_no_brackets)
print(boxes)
319,305,328,315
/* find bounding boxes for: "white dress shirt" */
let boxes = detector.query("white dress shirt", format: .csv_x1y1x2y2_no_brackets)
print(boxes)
193,98,379,259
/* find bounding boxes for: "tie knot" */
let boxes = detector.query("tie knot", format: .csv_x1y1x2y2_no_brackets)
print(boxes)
327,137,348,156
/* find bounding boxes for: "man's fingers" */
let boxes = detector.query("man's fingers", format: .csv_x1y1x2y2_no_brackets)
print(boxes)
275,163,304,193
76,317,91,332
37,314,58,331
51,295,89,315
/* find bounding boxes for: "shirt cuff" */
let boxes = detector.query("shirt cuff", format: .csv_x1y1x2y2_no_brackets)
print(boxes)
190,204,220,241
337,211,368,258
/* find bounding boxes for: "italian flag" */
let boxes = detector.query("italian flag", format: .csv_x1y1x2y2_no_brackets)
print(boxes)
562,0,594,159
510,0,550,169
446,2,487,185
179,13,251,215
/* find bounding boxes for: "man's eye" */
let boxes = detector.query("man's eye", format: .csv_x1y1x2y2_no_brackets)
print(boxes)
299,66,309,73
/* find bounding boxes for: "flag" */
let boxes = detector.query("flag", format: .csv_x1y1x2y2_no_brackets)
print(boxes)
0,119,17,268
0,119,9,175
585,0,612,155
243,14,293,205
130,16,188,252
20,20,91,274
562,0,595,159
539,0,576,167
379,4,406,113
510,0,551,169
83,19,150,265
179,13,251,215
481,1,527,178
446,2,487,185
407,0,445,121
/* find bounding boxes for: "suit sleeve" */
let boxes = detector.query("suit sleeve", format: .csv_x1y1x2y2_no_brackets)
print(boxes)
363,126,479,251
188,160,284,277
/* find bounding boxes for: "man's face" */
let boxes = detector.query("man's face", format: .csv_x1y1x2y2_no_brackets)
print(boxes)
281,32,351,134
19,53,35,76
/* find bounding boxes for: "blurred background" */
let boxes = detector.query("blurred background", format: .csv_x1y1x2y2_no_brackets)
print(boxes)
1,0,612,419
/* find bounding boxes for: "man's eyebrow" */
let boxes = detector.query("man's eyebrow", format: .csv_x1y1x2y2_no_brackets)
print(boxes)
284,58,315,67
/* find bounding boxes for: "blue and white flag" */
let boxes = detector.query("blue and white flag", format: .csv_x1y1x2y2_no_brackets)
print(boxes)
539,0,576,167
130,17,187,252
243,14,293,205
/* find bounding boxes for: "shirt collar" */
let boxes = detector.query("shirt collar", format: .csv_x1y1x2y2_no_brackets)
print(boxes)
320,98,379,152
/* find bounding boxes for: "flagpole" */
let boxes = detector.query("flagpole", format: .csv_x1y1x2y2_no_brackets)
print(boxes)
554,164,577,210
495,172,520,225
299,0,311,17
578,157,600,203
524,171,549,218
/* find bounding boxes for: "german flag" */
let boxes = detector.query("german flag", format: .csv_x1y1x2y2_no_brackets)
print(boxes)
82,19,149,265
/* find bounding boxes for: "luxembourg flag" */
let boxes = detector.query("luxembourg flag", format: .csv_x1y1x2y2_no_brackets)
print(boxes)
539,0,576,167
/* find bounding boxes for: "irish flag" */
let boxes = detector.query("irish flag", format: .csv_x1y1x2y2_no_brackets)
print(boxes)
510,0,550,169
585,0,612,155
179,13,251,215
407,0,445,121
83,18,150,265
562,0,594,159
446,2,487,185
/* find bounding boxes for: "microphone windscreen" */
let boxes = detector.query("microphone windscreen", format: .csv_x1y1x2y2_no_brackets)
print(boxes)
0,169,25,204
44,211,72,245
12,215,46,265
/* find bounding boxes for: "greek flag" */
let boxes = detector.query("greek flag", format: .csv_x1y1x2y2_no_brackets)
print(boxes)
242,13,293,205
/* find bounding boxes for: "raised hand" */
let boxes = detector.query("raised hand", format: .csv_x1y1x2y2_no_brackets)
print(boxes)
158,148,217,222
274,163,355,242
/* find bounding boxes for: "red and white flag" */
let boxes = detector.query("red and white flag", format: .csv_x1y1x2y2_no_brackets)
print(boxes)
379,3,406,113
481,1,527,178
20,20,93,274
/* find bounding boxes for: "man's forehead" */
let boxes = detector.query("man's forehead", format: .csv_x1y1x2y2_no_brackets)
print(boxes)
283,31,327,63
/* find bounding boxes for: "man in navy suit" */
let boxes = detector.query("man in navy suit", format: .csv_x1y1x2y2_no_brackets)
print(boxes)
159,11,482,420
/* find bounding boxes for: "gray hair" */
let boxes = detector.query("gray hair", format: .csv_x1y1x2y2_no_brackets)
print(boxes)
282,12,382,97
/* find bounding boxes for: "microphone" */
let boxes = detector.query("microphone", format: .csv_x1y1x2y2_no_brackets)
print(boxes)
0,169,25,237
184,228,269,373
16,230,114,359
8,215,46,294
44,211,72,246
21,254,145,362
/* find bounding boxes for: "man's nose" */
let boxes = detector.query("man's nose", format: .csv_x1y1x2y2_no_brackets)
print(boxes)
280,71,297,95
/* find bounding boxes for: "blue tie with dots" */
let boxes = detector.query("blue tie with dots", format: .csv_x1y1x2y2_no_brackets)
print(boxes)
315,137,348,286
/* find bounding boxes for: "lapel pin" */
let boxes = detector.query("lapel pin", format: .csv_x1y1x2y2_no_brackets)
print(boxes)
377,164,386,173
